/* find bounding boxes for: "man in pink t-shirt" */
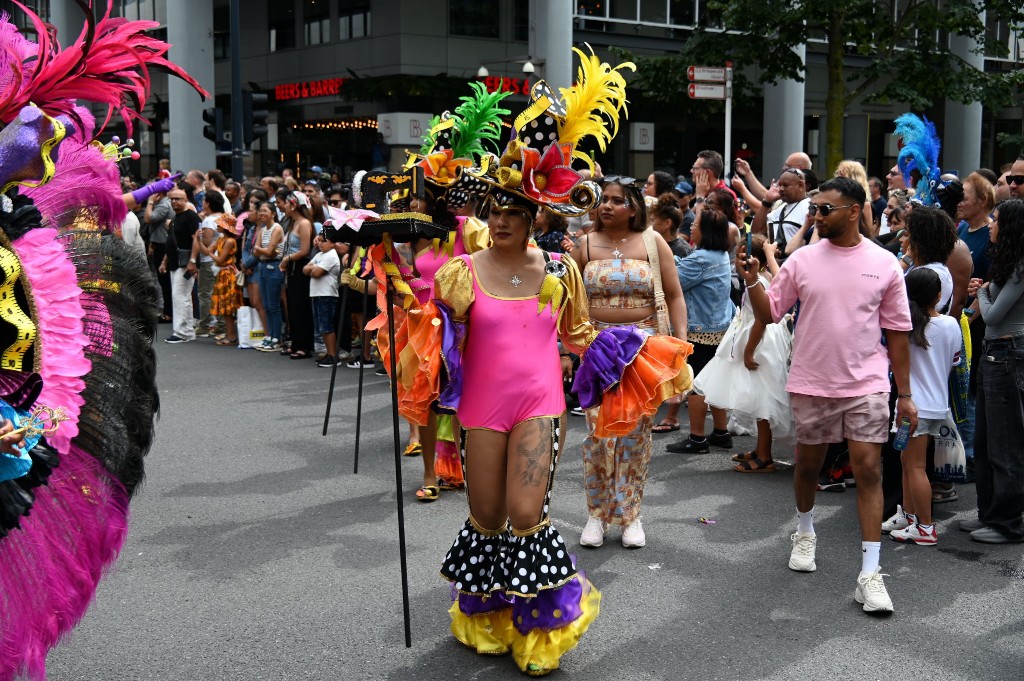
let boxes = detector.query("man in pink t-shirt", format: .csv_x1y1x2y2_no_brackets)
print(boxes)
739,176,916,616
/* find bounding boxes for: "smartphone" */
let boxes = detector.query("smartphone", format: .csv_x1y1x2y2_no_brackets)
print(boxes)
183,270,194,280
746,229,753,259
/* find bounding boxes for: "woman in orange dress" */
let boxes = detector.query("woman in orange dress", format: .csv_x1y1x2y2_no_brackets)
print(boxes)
209,214,243,345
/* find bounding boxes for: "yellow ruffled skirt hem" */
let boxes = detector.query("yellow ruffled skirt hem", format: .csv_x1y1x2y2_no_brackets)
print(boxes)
448,579,601,676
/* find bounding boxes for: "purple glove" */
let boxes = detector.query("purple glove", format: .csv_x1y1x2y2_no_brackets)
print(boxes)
131,173,182,205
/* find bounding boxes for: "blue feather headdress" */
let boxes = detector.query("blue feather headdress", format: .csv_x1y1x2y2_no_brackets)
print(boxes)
893,113,942,206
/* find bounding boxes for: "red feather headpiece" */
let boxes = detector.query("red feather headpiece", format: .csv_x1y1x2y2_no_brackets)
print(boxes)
0,0,210,135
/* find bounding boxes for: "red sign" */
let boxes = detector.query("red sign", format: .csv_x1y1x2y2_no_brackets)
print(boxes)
275,77,347,101
480,76,532,96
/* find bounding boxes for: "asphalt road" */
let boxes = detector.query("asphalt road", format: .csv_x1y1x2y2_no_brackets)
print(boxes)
45,338,1024,680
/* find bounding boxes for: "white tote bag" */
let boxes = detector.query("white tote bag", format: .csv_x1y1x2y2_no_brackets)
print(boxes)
932,414,967,483
236,306,265,349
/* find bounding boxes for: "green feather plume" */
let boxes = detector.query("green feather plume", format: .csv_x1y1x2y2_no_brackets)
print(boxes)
449,82,512,160
419,115,442,156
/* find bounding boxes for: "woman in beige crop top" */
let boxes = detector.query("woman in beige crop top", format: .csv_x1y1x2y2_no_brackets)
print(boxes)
569,178,688,549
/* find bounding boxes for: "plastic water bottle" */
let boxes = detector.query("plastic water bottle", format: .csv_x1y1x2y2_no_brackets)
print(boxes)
893,417,911,451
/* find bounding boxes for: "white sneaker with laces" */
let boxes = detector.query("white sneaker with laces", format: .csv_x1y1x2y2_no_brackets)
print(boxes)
622,518,646,548
788,531,817,572
855,568,894,613
890,523,937,546
580,516,605,547
881,504,911,534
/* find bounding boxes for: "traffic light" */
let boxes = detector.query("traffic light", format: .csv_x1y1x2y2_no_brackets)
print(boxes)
202,107,224,145
242,91,269,147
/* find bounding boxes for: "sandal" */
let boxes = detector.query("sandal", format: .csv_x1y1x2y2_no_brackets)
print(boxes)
733,458,776,473
289,350,311,360
403,442,423,457
415,485,440,502
731,450,757,462
215,337,238,346
652,419,680,434
932,486,959,504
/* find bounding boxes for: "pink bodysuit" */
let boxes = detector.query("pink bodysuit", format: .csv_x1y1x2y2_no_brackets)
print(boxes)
414,217,469,305
457,253,566,432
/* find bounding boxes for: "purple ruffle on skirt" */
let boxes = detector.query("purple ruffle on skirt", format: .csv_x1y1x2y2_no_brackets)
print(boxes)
512,573,586,633
455,588,515,615
436,301,466,411
571,326,646,409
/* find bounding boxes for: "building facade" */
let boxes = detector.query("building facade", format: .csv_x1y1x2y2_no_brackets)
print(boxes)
11,0,1022,182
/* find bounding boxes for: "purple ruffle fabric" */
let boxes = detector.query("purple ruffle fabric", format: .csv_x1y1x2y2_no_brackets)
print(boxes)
436,301,466,411
455,572,587,634
455,589,515,615
571,326,646,409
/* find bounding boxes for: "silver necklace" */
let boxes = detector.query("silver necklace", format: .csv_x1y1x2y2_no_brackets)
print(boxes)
510,274,522,287
610,236,628,259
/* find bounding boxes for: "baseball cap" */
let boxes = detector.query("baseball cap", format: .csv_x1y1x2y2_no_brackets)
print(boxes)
674,181,694,196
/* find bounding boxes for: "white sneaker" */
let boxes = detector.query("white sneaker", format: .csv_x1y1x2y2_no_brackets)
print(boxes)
855,568,894,613
881,504,911,534
890,523,937,546
622,518,646,548
788,531,817,572
580,516,605,547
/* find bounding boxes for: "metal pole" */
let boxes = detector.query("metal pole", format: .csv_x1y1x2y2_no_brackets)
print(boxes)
724,62,733,182
387,281,413,648
352,285,371,475
321,286,350,436
229,0,244,180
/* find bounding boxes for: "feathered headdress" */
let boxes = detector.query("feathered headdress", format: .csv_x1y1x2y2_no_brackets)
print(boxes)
0,1,210,135
465,44,635,218
894,113,942,206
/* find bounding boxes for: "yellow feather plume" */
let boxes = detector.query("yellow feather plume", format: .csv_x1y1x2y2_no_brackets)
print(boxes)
538,275,566,316
557,44,635,152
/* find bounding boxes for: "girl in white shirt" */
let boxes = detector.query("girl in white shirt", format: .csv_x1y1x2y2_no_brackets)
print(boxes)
884,268,962,545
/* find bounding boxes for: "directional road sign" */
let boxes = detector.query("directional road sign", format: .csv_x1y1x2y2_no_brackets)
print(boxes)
687,66,728,83
687,82,728,100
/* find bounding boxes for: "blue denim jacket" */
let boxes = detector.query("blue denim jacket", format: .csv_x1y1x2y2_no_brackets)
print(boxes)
676,249,736,333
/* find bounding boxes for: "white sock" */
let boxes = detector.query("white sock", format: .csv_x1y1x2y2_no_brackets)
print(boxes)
797,508,815,534
861,541,881,574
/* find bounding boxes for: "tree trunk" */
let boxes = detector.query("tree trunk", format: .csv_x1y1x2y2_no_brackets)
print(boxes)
824,11,846,175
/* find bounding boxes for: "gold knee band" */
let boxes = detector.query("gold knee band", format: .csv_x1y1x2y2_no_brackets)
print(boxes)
469,514,509,537
511,519,551,537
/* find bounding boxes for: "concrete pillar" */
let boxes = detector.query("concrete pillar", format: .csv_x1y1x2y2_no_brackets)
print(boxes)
943,16,984,176
47,0,82,48
540,0,573,93
761,44,806,176
167,0,215,172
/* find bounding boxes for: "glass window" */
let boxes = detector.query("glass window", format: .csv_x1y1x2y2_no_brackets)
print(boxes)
213,6,229,60
609,0,638,22
340,1,371,40
450,0,499,39
640,0,667,23
269,3,296,52
512,0,529,42
304,0,331,45
669,0,694,27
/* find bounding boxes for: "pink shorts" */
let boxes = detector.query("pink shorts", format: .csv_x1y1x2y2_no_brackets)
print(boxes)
789,392,890,445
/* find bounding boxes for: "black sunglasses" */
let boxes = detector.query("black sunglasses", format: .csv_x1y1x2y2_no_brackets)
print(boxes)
1006,175,1024,186
328,200,343,206
808,202,855,217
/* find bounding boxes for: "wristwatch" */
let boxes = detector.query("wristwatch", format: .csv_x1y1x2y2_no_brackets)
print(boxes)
189,258,196,265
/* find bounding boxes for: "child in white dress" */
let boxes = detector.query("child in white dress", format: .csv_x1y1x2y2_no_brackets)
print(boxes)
693,236,793,472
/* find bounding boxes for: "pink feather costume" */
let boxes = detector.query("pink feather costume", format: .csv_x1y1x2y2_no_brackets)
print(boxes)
0,3,208,679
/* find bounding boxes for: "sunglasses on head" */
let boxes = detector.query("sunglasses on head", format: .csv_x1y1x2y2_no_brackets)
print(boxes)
808,202,855,217
1006,175,1024,186
601,175,643,196
782,167,804,177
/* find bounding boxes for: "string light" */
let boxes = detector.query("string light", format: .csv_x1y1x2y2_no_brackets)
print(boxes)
290,118,379,131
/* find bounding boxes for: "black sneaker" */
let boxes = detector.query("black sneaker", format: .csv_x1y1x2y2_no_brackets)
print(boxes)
707,431,734,448
374,364,388,376
347,358,373,369
667,436,710,454
164,335,189,344
316,357,340,368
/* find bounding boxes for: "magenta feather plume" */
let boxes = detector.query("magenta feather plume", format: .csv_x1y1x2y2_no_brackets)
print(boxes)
0,1,210,135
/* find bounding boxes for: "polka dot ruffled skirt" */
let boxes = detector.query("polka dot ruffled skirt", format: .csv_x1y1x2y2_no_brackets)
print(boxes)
441,519,577,597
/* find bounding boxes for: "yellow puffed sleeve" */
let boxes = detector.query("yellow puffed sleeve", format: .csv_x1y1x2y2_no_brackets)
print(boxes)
553,256,599,355
433,256,475,322
460,216,491,254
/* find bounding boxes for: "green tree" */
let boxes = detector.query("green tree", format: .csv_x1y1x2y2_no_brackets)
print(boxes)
623,0,1024,173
